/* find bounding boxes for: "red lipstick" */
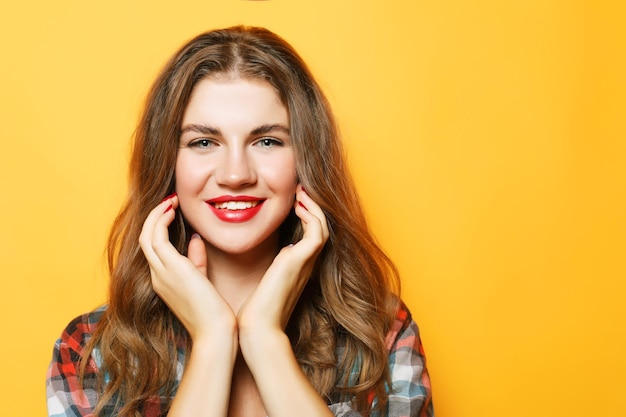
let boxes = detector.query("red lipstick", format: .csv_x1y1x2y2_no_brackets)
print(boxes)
206,195,265,223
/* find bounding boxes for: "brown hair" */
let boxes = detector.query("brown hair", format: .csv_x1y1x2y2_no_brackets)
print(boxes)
80,26,400,416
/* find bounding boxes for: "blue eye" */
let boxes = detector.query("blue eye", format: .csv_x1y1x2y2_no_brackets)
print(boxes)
189,138,214,148
256,137,283,148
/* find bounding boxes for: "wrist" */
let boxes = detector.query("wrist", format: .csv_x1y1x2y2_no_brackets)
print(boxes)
192,325,238,360
238,326,290,368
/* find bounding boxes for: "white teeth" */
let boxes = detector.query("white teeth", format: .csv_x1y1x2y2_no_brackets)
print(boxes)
214,201,259,210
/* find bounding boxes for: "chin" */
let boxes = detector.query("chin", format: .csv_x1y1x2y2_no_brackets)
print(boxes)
204,232,279,256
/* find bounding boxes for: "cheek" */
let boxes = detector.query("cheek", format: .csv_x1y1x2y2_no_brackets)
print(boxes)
175,155,210,195
264,160,298,195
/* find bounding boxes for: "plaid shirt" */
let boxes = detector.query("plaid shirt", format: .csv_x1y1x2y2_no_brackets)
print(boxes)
47,302,433,417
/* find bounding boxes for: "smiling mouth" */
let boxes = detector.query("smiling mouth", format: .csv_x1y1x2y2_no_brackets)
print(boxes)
212,201,261,210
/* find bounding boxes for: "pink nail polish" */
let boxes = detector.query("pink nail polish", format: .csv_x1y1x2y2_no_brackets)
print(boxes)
163,204,173,214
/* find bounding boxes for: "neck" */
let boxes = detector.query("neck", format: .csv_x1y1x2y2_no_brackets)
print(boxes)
205,236,279,314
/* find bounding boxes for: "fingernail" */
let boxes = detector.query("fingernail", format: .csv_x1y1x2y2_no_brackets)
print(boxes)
302,186,309,195
191,233,201,239
161,192,177,202
298,201,308,210
163,204,173,214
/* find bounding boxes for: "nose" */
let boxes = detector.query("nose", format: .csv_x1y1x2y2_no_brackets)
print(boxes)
215,147,257,188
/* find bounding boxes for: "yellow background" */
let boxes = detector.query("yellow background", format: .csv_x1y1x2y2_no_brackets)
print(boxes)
1,1,624,415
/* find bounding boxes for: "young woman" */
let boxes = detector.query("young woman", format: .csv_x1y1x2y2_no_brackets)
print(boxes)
46,26,434,417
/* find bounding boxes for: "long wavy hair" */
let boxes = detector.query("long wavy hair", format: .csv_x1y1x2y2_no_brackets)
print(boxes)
80,26,400,416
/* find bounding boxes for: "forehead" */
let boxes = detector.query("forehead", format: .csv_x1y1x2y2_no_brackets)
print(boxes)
182,77,287,128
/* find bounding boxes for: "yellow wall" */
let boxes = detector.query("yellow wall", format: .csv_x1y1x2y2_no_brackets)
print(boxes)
1,1,624,415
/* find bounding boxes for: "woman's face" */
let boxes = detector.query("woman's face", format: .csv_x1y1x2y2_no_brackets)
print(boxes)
176,77,297,257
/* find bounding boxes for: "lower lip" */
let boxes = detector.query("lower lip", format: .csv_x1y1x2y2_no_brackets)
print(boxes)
207,201,264,223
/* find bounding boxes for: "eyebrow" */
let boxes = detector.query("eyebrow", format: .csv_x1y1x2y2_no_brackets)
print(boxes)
180,123,290,136
180,124,220,135
251,124,290,135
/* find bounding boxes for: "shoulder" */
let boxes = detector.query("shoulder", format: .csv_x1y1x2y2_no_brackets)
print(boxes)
54,306,106,361
384,299,419,352
47,306,108,417
63,306,106,337
382,299,434,416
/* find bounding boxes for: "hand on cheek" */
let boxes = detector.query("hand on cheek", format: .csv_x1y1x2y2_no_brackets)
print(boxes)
238,184,329,338
139,194,237,343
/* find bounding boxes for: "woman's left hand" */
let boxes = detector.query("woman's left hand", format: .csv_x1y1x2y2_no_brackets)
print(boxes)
237,184,329,337
236,184,333,417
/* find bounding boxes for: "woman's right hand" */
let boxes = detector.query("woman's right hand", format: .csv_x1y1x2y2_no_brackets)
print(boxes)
138,194,237,342
141,195,236,417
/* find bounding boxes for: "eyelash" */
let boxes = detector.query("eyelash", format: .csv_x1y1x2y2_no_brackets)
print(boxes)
188,138,214,149
255,137,283,148
186,136,284,149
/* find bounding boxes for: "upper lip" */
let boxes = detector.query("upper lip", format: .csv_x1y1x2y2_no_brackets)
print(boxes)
206,195,264,204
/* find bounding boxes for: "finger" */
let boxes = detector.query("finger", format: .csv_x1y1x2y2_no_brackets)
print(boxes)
294,186,329,244
150,196,192,269
187,233,208,277
139,194,178,244
139,195,179,269
296,186,326,225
